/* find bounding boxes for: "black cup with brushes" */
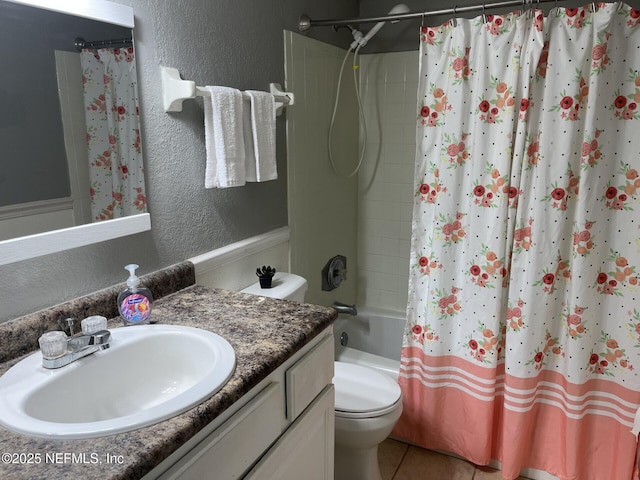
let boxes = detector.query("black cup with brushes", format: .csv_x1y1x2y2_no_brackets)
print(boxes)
256,265,276,288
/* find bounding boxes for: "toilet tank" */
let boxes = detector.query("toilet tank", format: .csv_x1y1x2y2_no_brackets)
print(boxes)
240,272,308,302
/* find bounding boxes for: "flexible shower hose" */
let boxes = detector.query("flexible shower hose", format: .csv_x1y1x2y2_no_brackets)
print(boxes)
328,43,367,178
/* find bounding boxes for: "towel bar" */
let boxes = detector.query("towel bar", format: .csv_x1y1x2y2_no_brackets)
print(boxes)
160,66,294,116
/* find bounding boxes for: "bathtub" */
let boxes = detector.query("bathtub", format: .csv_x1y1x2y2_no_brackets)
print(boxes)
333,307,405,380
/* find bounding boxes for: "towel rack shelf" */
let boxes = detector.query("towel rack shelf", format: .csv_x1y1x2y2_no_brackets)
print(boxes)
160,66,294,116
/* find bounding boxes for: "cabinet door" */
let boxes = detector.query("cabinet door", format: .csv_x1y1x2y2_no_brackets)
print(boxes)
245,385,335,480
286,335,334,421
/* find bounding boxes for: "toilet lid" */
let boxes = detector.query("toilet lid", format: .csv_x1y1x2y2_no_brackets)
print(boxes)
333,361,402,415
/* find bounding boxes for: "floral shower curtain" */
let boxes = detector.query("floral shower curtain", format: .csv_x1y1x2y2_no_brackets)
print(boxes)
81,47,146,221
396,3,640,479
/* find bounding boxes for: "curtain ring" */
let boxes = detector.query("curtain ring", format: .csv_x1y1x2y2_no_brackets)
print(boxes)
452,5,458,27
591,2,597,13
421,11,425,27
482,1,487,23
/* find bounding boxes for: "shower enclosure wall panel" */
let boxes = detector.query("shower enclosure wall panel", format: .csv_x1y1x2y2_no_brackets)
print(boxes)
285,33,418,313
357,51,418,313
284,32,358,307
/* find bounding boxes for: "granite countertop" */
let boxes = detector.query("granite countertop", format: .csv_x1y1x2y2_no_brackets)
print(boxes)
0,285,337,480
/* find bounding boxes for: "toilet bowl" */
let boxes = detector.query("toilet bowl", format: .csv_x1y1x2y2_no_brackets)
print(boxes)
241,274,401,479
333,361,403,480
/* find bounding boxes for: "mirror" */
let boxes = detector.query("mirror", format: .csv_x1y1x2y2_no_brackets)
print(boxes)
0,0,150,266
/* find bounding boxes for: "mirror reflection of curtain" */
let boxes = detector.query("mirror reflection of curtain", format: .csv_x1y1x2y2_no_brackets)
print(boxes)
80,47,147,221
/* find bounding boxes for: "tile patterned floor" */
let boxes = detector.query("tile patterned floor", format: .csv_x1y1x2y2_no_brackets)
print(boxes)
378,438,530,480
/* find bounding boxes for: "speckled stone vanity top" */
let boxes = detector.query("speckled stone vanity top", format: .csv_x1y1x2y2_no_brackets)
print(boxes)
0,272,337,479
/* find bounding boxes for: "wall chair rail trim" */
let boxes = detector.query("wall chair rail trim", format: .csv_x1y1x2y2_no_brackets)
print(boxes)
189,227,290,276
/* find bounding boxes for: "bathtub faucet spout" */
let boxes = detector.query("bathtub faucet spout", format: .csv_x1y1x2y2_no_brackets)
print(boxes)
333,302,358,316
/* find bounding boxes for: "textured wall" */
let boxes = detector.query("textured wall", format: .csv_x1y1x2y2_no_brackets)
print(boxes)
0,0,358,323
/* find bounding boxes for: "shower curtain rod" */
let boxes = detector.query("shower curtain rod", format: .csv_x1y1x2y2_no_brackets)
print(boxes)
74,36,133,52
299,0,564,31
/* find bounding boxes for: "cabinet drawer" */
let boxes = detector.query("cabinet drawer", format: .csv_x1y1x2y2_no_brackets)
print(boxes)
160,383,284,480
286,334,334,420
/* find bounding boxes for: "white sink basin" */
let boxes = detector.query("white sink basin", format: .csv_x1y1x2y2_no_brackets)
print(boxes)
0,324,235,439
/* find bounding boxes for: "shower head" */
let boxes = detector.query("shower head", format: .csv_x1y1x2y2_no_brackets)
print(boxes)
358,4,410,47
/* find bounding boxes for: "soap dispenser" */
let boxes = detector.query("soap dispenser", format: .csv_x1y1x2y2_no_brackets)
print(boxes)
118,264,153,326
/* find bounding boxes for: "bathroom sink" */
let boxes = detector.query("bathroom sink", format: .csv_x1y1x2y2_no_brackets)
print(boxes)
0,325,235,439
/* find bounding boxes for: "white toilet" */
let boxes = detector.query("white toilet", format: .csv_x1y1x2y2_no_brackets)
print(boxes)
241,272,402,480
333,361,402,480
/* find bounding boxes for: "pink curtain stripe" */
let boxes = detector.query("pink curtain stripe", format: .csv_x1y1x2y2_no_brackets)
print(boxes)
400,355,638,424
403,346,640,406
400,3,640,479
395,379,638,479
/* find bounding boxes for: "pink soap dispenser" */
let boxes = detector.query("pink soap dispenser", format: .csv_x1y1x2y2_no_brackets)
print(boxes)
117,264,153,326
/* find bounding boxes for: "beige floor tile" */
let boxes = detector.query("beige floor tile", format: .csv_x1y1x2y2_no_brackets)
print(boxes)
473,465,530,480
378,438,409,480
393,446,476,480
473,466,506,479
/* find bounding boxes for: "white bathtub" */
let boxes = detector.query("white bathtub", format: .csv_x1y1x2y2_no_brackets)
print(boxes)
333,307,405,380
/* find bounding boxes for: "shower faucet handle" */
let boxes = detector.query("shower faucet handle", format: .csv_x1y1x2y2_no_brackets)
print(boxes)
328,256,347,289
322,255,348,291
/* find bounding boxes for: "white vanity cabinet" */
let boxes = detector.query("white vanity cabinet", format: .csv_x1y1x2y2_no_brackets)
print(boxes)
147,329,334,480
244,385,334,480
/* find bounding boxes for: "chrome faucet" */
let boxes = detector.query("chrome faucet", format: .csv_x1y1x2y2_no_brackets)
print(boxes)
333,302,358,316
41,326,111,369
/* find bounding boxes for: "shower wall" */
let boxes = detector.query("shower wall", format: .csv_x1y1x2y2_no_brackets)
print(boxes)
356,51,418,313
285,32,418,312
284,32,358,307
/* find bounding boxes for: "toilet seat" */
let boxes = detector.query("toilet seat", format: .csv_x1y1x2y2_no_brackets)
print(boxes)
333,361,402,419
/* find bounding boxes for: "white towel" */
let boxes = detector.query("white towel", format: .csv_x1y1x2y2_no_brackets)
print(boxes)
244,90,277,182
203,86,246,188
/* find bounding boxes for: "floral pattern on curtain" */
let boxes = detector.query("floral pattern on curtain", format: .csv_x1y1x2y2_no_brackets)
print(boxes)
81,47,146,221
396,4,640,479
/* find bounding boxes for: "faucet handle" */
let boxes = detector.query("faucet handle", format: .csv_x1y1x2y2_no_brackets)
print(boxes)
81,315,108,335
38,331,68,359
